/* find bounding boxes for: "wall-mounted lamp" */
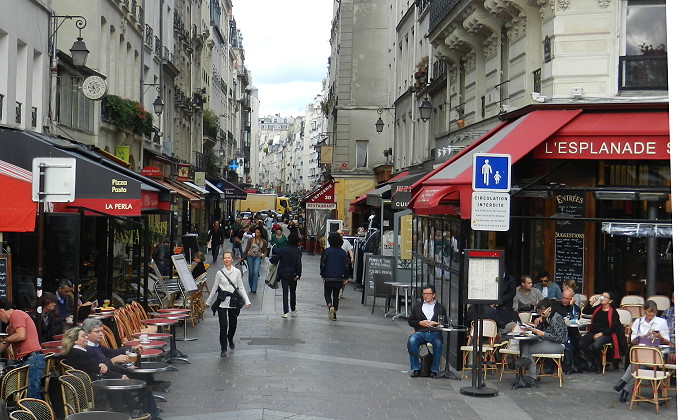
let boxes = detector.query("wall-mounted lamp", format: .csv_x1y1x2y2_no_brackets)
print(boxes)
375,107,395,134
152,96,165,115
418,98,433,121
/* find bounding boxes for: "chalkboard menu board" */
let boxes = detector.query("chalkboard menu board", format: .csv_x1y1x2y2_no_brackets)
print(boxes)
554,236,584,285
363,255,395,297
0,254,11,301
553,192,585,287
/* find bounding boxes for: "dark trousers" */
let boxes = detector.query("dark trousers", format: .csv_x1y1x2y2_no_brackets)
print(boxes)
217,307,240,351
324,281,343,311
579,332,612,365
281,276,297,314
211,243,222,263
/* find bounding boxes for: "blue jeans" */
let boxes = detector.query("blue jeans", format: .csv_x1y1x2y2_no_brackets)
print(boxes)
18,352,46,399
407,331,443,373
246,256,262,292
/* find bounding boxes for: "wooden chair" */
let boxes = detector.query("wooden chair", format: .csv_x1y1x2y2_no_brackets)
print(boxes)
617,308,633,345
64,370,93,410
460,319,499,379
58,375,87,414
8,411,36,420
647,295,671,312
1,365,30,405
625,280,645,296
532,351,565,387
40,352,57,405
101,325,120,349
18,398,55,420
628,346,670,414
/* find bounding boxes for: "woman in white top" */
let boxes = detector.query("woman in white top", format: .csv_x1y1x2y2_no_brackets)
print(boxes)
206,250,251,357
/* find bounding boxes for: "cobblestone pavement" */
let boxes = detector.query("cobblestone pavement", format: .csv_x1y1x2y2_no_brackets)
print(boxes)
154,251,677,420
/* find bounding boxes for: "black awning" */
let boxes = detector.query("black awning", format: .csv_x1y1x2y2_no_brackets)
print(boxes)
208,177,247,200
0,128,144,217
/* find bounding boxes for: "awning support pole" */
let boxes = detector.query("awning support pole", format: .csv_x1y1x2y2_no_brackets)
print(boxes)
646,202,658,296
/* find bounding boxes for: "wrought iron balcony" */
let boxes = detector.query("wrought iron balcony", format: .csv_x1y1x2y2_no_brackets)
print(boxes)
619,55,668,90
145,24,153,47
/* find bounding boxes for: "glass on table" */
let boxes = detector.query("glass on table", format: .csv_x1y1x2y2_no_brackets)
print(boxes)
437,315,445,327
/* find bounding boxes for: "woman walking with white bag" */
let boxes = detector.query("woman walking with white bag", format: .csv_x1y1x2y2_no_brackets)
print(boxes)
206,251,251,357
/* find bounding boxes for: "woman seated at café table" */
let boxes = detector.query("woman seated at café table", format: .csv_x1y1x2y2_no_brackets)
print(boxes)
519,299,568,383
613,300,672,402
580,291,626,372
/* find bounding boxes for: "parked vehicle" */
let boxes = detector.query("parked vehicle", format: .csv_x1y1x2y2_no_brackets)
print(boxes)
236,193,293,215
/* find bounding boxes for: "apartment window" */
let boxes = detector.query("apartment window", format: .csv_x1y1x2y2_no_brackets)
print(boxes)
356,140,368,168
56,75,94,133
619,0,667,90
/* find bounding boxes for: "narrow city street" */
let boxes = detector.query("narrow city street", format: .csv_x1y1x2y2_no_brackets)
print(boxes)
150,252,676,420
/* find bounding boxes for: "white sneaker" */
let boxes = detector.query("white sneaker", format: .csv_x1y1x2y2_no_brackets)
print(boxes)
281,313,288,318
291,310,297,317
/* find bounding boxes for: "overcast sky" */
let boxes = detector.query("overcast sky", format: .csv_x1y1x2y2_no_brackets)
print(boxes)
233,1,333,118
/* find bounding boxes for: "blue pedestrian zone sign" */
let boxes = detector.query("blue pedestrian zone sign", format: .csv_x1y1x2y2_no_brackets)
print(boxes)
472,153,511,193
228,159,239,171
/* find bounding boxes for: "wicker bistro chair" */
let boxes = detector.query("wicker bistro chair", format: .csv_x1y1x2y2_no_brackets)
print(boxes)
58,376,80,416
1,364,30,406
58,361,75,375
58,375,88,414
17,398,55,420
65,370,94,410
41,353,57,404
647,296,671,313
628,346,670,414
460,319,499,380
621,304,644,320
498,324,522,381
617,308,634,344
532,350,565,387
620,295,645,307
8,410,36,420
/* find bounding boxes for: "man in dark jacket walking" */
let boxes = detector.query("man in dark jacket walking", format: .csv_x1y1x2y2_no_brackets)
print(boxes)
320,233,350,321
207,220,225,263
271,234,303,318
407,284,447,378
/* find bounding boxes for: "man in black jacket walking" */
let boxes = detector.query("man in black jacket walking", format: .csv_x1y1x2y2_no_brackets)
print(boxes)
270,234,303,318
407,284,447,378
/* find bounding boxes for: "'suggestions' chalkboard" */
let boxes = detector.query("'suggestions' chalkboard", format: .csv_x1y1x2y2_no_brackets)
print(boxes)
554,235,584,285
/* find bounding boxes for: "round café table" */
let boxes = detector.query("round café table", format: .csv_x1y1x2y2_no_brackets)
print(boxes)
141,318,188,364
154,309,195,342
117,361,173,402
41,340,62,348
91,378,146,415
123,340,167,350
66,411,130,420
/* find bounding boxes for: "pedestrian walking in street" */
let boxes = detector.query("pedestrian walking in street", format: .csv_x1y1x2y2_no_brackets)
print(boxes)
206,251,251,357
241,227,268,293
320,233,351,321
269,226,288,255
207,220,225,263
270,234,302,318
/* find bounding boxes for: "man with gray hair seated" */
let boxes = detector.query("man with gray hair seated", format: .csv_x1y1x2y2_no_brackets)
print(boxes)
82,318,166,419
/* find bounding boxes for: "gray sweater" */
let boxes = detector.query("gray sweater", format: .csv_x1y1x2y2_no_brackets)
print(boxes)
513,288,544,311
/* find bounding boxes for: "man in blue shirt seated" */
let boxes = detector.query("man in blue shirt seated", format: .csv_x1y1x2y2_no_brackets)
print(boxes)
55,279,75,320
407,284,447,378
534,271,561,300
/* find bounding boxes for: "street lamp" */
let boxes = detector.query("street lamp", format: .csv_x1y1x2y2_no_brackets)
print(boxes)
50,14,89,67
374,107,395,134
419,98,433,121
152,96,165,115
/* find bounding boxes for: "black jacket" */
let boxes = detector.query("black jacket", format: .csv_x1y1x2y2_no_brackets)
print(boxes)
320,247,350,280
30,309,63,343
271,245,302,280
408,301,447,332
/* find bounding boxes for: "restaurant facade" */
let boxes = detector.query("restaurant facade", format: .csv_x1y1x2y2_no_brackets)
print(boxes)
407,103,671,331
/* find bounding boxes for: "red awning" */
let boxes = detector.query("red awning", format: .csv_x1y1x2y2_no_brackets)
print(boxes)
154,179,202,201
411,185,460,215
410,110,583,218
388,171,410,181
348,194,367,213
0,160,36,232
302,180,336,209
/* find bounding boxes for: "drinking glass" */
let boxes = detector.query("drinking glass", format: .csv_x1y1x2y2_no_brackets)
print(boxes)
437,315,445,327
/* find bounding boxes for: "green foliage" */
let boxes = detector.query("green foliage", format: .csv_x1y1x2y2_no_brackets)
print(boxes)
203,109,219,138
102,95,154,137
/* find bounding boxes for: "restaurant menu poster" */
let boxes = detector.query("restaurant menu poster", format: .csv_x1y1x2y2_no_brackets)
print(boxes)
465,249,503,304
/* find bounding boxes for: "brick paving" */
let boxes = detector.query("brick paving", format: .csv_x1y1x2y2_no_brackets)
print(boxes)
153,251,677,420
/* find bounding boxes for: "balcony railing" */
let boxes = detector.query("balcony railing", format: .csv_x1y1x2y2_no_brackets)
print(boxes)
145,24,153,47
194,151,206,171
15,101,21,124
154,36,161,56
618,55,668,90
31,107,37,128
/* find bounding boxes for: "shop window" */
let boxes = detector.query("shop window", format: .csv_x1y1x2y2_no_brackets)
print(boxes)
619,1,667,90
356,140,368,168
56,75,94,133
